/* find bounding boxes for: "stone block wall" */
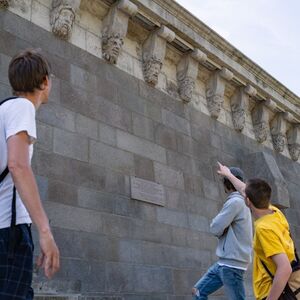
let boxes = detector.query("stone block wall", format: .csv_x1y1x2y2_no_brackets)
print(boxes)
1,5,300,300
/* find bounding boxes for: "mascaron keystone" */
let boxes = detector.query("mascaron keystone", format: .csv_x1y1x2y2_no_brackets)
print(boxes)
142,26,175,86
252,102,269,143
270,113,286,152
206,67,233,119
0,0,9,8
287,125,300,161
230,85,256,132
102,0,138,64
177,49,207,102
50,0,80,40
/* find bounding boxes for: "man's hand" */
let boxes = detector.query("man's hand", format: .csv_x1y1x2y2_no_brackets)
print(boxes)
36,230,60,279
217,162,246,197
217,162,231,178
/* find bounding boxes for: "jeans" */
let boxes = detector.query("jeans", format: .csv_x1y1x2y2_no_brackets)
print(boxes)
193,263,246,300
0,224,34,300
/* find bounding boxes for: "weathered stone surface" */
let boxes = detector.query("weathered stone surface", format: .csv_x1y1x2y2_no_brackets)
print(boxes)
132,113,154,141
90,140,135,174
133,155,154,181
131,176,165,206
117,130,167,164
53,127,89,162
75,113,98,140
154,162,184,190
243,152,290,208
162,109,191,136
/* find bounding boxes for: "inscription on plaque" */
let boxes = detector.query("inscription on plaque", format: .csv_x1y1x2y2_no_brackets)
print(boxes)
130,176,165,206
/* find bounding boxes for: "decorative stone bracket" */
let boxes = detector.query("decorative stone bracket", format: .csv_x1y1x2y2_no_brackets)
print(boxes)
251,102,269,143
230,84,257,131
50,0,81,40
206,68,233,119
102,0,138,64
142,25,175,87
287,125,300,161
176,49,207,102
0,0,9,9
270,113,287,152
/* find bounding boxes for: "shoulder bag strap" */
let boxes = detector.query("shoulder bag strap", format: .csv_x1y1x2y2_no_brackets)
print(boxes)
260,258,274,279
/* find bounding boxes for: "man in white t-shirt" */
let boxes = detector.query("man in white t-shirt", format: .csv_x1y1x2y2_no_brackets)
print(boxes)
0,49,59,299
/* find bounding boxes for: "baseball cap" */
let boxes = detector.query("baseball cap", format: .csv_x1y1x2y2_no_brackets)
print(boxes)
229,167,245,182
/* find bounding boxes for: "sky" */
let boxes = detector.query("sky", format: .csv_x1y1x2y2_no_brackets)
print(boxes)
176,0,300,97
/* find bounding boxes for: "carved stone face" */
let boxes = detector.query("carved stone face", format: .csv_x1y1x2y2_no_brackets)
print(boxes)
142,58,162,86
51,5,75,40
288,144,300,161
0,0,9,8
102,34,124,64
232,109,245,132
254,122,268,143
179,77,195,102
272,133,285,152
207,94,223,119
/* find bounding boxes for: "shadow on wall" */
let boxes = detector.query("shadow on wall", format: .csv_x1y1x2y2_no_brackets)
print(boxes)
242,152,290,209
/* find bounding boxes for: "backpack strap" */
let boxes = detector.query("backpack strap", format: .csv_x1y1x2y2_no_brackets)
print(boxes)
0,166,9,183
0,96,18,106
260,259,274,279
0,97,18,258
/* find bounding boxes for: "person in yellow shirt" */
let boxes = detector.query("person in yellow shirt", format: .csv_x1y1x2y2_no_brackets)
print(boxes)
217,162,296,300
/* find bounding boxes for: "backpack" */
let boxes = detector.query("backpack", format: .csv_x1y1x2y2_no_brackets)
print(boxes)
261,244,300,299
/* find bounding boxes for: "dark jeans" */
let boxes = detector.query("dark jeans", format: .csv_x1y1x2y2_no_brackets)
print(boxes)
0,224,34,300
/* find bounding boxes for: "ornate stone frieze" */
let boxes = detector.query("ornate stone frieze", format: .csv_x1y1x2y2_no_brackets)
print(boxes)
50,0,80,40
206,68,233,119
176,49,207,102
0,0,9,9
231,84,257,131
287,125,300,161
102,0,137,64
270,113,286,152
252,102,269,143
142,25,175,86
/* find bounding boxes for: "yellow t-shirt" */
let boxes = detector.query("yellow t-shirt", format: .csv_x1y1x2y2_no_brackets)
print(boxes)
253,205,295,300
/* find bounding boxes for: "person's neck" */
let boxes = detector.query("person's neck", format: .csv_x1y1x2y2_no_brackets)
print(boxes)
16,93,42,110
252,207,274,220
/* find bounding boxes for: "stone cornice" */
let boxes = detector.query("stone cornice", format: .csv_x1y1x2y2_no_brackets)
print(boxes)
3,0,300,161
131,0,300,117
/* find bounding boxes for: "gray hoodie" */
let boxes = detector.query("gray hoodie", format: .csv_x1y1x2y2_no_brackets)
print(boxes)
210,191,253,269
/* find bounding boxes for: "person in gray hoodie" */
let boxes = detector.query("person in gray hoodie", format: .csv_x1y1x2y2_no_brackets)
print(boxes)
192,167,253,300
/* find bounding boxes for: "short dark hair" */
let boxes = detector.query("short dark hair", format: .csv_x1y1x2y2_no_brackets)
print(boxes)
245,178,271,209
8,49,51,94
223,177,236,192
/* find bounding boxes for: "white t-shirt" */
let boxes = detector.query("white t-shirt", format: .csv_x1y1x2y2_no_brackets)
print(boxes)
0,97,36,228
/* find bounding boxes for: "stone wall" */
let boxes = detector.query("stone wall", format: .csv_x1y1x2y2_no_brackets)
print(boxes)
1,1,300,300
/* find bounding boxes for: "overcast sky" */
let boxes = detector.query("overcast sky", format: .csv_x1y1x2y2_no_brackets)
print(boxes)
176,0,300,97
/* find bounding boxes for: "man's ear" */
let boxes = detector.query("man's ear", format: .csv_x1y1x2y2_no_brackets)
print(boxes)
245,197,251,208
40,76,49,90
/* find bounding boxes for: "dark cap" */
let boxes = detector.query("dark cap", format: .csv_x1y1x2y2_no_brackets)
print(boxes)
229,167,245,182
